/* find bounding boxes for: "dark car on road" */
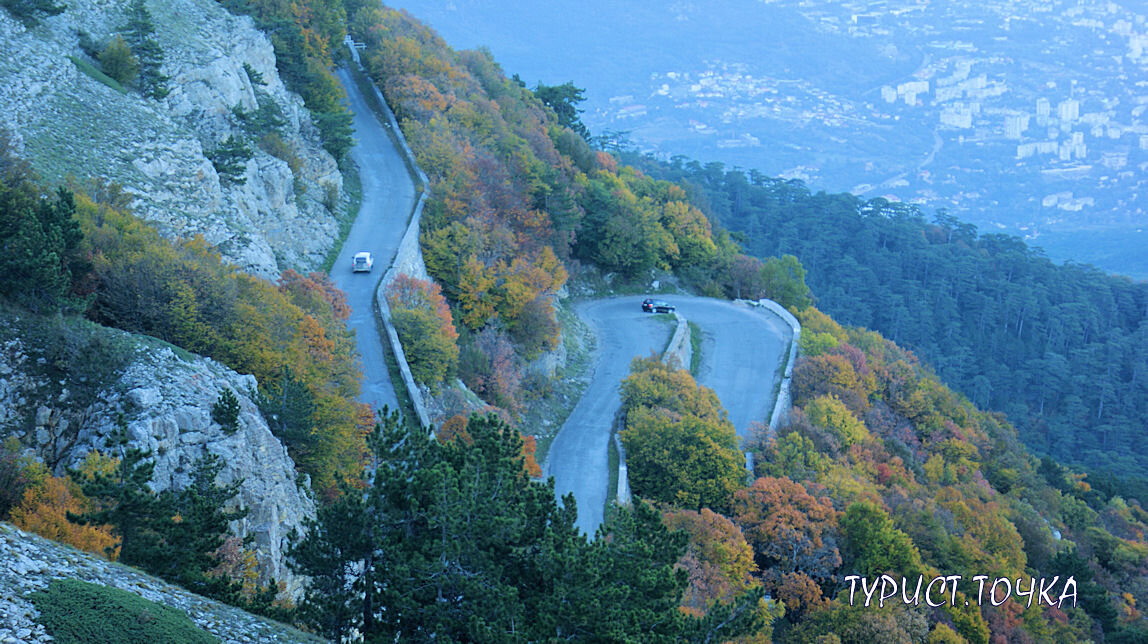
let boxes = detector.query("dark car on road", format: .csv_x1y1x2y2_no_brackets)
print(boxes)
641,298,675,313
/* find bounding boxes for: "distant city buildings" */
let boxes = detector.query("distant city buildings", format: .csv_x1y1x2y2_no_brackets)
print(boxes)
1005,114,1030,139
1058,98,1080,124
581,0,1148,242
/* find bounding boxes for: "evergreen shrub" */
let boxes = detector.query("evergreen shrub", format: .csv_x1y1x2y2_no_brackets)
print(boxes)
30,578,219,644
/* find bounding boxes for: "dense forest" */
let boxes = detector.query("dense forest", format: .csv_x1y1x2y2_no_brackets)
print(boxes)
624,155,1148,491
615,307,1148,643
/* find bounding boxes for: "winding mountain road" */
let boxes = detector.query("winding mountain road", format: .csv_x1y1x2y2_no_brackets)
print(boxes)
546,296,792,535
331,67,415,416
331,69,793,536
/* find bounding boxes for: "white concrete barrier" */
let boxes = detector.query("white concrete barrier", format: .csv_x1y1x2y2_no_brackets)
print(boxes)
346,52,433,431
755,299,801,430
662,314,691,372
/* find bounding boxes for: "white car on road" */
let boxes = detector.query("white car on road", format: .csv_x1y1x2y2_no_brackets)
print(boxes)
352,251,374,272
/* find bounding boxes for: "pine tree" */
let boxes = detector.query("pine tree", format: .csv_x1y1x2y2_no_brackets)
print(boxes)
151,454,248,599
533,81,590,141
69,416,249,601
211,388,241,434
242,62,265,87
287,407,413,642
207,135,252,185
67,415,164,561
0,133,85,313
120,0,169,99
288,409,758,641
256,365,316,457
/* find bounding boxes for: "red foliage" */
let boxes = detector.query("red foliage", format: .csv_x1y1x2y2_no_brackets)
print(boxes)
595,150,617,173
772,571,827,618
876,463,893,486
438,414,473,445
733,477,841,581
522,435,542,478
279,269,351,321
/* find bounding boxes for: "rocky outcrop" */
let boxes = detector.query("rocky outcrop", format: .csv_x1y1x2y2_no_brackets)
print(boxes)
0,326,315,599
0,523,323,643
0,0,342,278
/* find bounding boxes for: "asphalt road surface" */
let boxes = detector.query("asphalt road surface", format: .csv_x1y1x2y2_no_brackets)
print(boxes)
331,67,416,417
546,295,792,535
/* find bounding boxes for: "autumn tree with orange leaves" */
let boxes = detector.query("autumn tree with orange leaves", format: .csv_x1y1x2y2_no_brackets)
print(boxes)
386,274,459,387
732,477,841,617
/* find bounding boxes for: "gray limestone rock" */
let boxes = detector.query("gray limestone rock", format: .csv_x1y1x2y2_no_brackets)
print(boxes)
0,0,343,278
0,333,315,600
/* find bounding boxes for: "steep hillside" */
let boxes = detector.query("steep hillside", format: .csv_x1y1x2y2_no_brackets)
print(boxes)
0,522,322,643
0,310,315,596
3,2,1145,641
0,0,343,277
339,6,764,431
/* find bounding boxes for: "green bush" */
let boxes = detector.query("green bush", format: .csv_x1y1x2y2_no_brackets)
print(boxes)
99,35,139,85
29,578,219,644
391,307,458,387
258,132,302,174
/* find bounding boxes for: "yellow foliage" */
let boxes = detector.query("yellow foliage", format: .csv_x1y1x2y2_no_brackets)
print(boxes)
804,395,870,447
797,307,848,344
11,466,119,559
75,193,368,498
926,623,968,644
76,451,119,479
457,255,497,329
923,453,946,485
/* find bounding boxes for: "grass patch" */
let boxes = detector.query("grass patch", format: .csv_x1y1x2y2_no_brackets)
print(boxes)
768,339,794,421
603,410,627,527
655,312,679,357
688,320,703,376
652,312,677,325
0,305,137,416
30,578,219,644
68,56,127,94
320,156,362,273
133,333,197,364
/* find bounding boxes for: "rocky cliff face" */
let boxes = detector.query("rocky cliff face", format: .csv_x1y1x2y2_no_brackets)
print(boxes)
0,320,315,598
0,0,342,278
